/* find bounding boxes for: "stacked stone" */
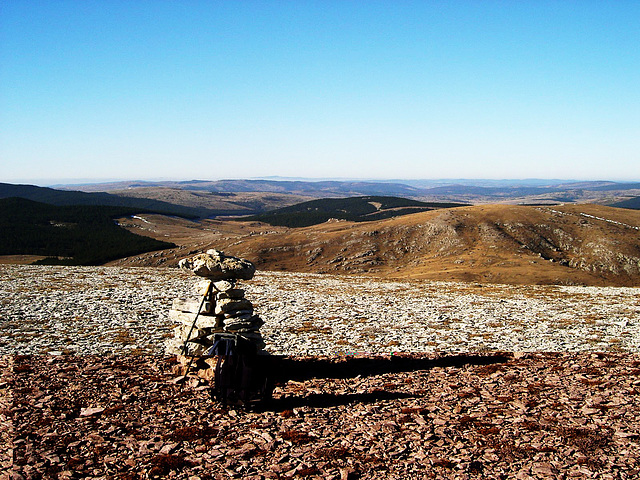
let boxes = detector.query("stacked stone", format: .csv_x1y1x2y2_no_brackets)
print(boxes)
165,249,265,356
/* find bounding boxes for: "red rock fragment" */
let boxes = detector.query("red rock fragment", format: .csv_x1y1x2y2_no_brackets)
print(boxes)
79,407,105,417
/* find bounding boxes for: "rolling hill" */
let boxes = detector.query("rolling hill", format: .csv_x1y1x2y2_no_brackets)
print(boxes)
241,196,467,227
0,182,317,218
0,183,210,218
109,203,640,287
56,178,640,205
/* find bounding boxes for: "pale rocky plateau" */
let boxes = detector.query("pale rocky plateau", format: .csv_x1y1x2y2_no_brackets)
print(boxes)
1,265,639,355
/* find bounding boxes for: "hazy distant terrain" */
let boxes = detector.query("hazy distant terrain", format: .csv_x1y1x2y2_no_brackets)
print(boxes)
107,186,314,217
3,180,640,287
7,179,640,222
58,178,425,197
56,178,640,207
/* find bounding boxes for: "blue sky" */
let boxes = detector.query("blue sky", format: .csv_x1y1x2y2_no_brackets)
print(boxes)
1,1,639,185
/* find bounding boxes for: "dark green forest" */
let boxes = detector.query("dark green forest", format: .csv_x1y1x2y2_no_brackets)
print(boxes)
241,196,466,227
0,197,175,265
0,182,210,218
612,197,640,210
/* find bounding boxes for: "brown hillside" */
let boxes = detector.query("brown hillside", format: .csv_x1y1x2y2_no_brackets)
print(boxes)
108,204,640,286
109,187,314,213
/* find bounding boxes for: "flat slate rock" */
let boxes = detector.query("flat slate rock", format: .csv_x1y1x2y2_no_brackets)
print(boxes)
6,353,640,479
178,249,256,280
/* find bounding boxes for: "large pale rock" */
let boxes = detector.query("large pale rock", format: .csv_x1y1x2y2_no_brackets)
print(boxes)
179,249,255,281
213,280,235,291
168,309,222,329
214,297,253,315
172,298,213,314
216,289,245,300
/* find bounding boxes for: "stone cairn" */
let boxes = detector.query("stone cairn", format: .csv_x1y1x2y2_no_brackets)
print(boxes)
165,249,265,357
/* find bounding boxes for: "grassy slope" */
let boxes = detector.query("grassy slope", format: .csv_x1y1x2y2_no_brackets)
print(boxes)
108,203,640,286
227,203,640,286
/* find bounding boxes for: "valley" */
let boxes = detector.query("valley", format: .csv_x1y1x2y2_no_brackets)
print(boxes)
3,180,640,287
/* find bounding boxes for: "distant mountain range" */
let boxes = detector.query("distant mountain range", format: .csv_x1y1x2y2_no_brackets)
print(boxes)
52,178,640,206
2,179,640,220
0,182,234,218
57,179,425,197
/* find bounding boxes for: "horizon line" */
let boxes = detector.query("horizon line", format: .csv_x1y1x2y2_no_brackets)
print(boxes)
5,176,640,188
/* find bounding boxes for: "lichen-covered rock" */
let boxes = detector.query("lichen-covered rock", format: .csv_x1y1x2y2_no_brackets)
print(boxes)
178,249,255,280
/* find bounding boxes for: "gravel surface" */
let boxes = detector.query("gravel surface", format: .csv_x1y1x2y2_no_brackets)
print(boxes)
3,265,640,479
3,353,640,479
1,265,639,355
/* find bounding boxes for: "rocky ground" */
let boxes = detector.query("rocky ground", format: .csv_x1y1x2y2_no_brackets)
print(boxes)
2,352,640,479
2,265,640,479
1,265,639,355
